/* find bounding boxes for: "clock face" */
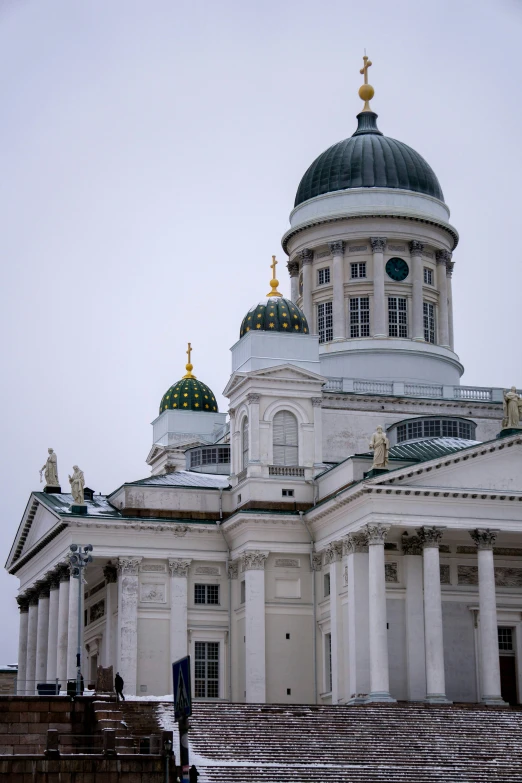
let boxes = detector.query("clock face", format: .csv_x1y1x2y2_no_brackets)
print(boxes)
386,257,409,281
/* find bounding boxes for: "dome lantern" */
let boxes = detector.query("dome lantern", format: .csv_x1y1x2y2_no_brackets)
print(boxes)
159,343,218,414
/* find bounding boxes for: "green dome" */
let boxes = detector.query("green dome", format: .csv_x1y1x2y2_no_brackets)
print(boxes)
160,376,218,414
240,296,309,339
295,111,444,206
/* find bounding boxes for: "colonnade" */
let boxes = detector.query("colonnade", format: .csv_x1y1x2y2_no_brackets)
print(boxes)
288,241,454,348
321,525,505,705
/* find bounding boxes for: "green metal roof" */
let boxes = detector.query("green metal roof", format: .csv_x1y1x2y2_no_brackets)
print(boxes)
388,437,479,462
295,111,444,207
160,376,218,414
240,297,309,339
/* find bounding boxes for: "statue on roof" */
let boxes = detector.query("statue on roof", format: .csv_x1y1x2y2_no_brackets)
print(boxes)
39,448,59,487
369,426,390,470
502,387,522,430
69,465,85,505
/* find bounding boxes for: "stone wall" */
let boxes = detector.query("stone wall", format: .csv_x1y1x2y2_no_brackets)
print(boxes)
0,696,94,755
0,757,171,781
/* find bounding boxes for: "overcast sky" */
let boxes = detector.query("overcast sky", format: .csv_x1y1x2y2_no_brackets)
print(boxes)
1,0,521,663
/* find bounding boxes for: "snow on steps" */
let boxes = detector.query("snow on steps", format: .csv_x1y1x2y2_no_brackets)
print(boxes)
174,702,522,783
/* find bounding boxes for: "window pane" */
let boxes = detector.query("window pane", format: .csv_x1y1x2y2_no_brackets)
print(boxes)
194,641,219,699
388,297,408,338
350,297,370,338
194,584,206,604
242,418,249,470
273,411,299,465
318,268,330,285
423,301,435,343
318,301,333,344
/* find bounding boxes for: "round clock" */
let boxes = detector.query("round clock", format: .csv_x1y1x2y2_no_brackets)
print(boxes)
386,257,409,281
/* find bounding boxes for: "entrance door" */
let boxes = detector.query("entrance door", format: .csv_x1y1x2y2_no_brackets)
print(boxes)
498,627,518,705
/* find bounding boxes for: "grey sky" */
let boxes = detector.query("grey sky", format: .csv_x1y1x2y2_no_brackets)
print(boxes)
1,0,521,662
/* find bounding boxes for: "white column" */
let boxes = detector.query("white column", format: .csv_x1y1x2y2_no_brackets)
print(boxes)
117,557,142,696
446,261,455,351
35,584,50,687
46,575,60,683
366,524,394,702
410,241,424,341
16,597,29,695
103,563,118,668
287,259,300,304
228,409,238,476
300,249,314,330
402,535,427,700
242,551,268,703
324,542,343,703
247,394,260,464
67,567,80,680
26,592,39,695
345,532,370,702
436,250,451,348
330,242,345,340
418,526,450,703
56,567,70,687
470,529,506,705
311,397,323,467
168,558,191,664
370,238,386,337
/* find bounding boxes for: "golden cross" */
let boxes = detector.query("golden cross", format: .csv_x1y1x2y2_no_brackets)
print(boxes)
270,255,278,280
186,342,192,365
360,55,372,84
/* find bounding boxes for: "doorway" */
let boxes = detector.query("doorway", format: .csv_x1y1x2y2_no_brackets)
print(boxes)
498,627,518,705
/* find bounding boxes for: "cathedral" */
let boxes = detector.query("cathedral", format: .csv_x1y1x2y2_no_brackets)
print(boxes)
6,59,522,708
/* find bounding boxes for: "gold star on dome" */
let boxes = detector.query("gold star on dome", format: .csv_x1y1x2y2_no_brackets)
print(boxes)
304,328,308,333
248,316,251,320
174,403,177,408
294,324,299,330
269,322,275,328
205,395,208,398
269,312,274,316
174,394,178,398
205,404,209,409
246,326,250,331
184,393,188,397
282,323,288,328
256,323,261,329
183,402,188,407
257,314,262,318
293,315,298,319
213,406,216,410
195,394,199,398
195,403,199,408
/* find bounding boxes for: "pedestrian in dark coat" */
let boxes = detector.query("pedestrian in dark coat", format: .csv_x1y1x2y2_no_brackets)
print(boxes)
115,671,125,701
189,765,199,782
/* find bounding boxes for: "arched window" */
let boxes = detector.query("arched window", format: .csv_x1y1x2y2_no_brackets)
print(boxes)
273,410,298,466
242,417,249,470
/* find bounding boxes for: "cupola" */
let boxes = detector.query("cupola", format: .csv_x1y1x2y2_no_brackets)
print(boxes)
159,343,218,413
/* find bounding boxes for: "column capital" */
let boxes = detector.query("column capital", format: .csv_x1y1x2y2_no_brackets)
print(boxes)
16,594,29,613
57,563,71,582
246,393,260,405
329,241,345,256
168,558,191,577
228,407,236,419
370,237,387,253
342,531,369,554
242,550,268,571
103,562,118,584
469,528,497,550
323,541,343,564
417,526,444,548
435,249,452,265
299,248,314,266
446,261,455,278
401,533,423,556
366,524,390,545
27,589,39,607
227,560,240,580
118,557,142,576
47,570,61,590
311,552,323,571
35,580,51,599
311,397,323,408
409,240,425,256
287,259,300,277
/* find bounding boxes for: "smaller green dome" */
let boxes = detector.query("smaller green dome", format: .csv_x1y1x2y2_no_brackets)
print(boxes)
160,343,218,414
240,296,309,339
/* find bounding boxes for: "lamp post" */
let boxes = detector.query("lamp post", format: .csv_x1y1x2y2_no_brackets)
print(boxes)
68,544,93,696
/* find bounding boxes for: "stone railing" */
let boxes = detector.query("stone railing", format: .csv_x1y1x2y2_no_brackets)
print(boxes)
404,383,443,398
268,466,305,477
323,377,509,403
353,380,394,394
236,469,247,483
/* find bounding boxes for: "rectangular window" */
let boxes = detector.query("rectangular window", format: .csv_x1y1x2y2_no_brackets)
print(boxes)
240,580,246,604
350,262,367,279
424,267,433,285
442,420,458,438
423,301,436,343
498,627,514,652
349,297,370,338
388,297,408,338
424,419,441,437
324,572,331,598
325,633,332,693
194,584,220,605
317,268,330,286
282,489,294,497
458,421,472,439
194,641,219,698
317,301,333,344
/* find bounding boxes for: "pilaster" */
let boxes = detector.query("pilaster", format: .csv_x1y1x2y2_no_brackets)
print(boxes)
410,241,425,341
246,393,261,466
436,249,451,348
300,249,314,329
324,541,343,703
329,241,346,340
168,558,192,665
311,397,323,467
446,260,455,350
370,238,386,337
242,550,268,703
117,557,143,696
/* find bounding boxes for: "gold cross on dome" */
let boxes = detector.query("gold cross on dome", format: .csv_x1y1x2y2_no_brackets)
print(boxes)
186,342,192,365
266,255,282,298
360,55,372,83
270,255,278,280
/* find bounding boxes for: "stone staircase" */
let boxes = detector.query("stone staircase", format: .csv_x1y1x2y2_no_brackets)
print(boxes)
181,702,522,782
92,698,163,753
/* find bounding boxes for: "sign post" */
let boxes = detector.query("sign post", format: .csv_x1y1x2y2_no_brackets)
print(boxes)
173,656,192,783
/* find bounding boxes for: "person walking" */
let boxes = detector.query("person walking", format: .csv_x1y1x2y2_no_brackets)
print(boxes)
115,671,125,701
189,765,199,782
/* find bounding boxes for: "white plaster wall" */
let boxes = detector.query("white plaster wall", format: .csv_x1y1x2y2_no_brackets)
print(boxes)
387,598,408,701
230,332,321,374
442,602,477,702
137,617,170,695
265,610,315,703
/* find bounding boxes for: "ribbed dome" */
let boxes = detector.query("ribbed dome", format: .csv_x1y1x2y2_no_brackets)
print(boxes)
295,111,444,207
240,297,309,339
160,377,218,414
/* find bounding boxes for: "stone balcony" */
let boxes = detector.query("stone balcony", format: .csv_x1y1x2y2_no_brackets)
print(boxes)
322,377,516,402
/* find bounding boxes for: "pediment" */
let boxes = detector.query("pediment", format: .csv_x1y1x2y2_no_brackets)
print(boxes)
382,438,522,493
224,364,325,397
6,494,62,570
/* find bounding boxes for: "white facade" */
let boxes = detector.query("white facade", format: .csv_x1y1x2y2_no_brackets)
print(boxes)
6,97,522,709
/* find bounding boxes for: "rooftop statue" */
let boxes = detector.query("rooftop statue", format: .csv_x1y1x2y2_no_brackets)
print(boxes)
39,448,59,487
369,426,389,470
69,465,85,505
502,387,522,430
